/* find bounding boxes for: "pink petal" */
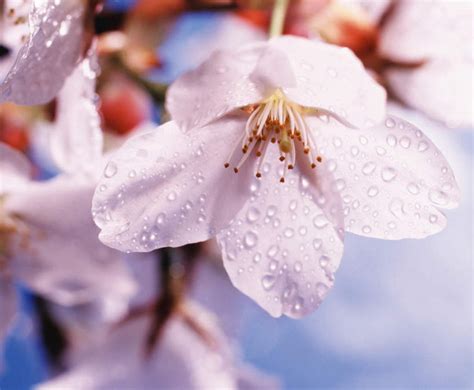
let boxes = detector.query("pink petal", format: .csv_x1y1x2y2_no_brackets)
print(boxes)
308,114,460,239
0,142,31,194
92,116,256,252
4,176,137,306
0,0,86,105
379,0,473,62
49,51,104,173
386,60,474,128
267,36,386,128
166,42,267,131
217,145,344,318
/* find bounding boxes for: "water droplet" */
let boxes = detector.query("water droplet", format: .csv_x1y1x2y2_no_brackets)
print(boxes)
167,191,177,201
385,118,396,128
429,214,438,223
246,207,260,223
298,226,307,236
266,205,277,217
316,283,328,299
261,275,276,291
333,137,343,148
362,162,376,175
283,228,294,238
313,215,328,229
243,231,258,248
362,225,372,234
313,239,322,250
418,141,429,152
389,198,406,218
386,134,397,147
267,245,279,258
292,297,304,312
351,146,359,156
400,136,411,148
104,162,118,178
327,160,337,172
269,259,279,271
155,213,166,225
289,200,298,211
428,190,449,206
319,255,330,268
359,136,368,145
99,184,107,192
294,261,303,272
381,167,397,182
253,253,262,263
407,183,420,194
367,186,379,197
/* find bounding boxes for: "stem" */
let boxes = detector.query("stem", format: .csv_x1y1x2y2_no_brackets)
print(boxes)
268,0,290,38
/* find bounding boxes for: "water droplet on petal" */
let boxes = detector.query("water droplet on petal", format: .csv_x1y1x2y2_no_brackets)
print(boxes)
367,186,379,197
243,231,258,248
381,167,397,182
313,215,328,229
246,207,260,223
407,183,420,194
261,275,276,291
362,162,376,175
267,245,279,258
429,190,449,206
104,162,118,178
167,191,177,201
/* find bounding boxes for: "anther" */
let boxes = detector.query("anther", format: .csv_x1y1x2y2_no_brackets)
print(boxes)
279,156,285,162
256,151,262,157
288,164,294,170
311,163,316,169
234,167,239,173
280,177,285,183
224,163,230,168
256,172,262,178
316,156,322,162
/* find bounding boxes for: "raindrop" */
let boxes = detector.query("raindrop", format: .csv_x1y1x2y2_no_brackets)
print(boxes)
362,225,372,234
381,167,397,182
407,183,420,194
243,231,258,248
128,170,137,178
429,214,438,223
289,200,298,211
362,162,376,175
319,255,330,268
316,283,328,299
418,141,429,152
313,215,328,229
167,191,177,201
104,162,118,178
313,239,322,250
267,245,279,258
283,228,295,238
386,134,397,147
294,261,303,272
367,186,379,197
266,205,277,217
428,190,449,206
261,275,276,291
246,207,260,223
400,136,411,148
385,118,396,128
269,260,279,272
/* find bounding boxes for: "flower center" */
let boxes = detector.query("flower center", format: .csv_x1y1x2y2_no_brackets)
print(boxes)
224,90,322,183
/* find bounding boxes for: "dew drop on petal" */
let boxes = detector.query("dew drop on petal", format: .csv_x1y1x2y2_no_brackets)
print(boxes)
367,186,379,197
313,215,328,229
313,239,322,250
261,275,276,291
428,190,449,206
319,255,330,268
104,162,118,178
243,231,258,248
246,207,260,223
407,183,420,194
362,162,376,175
267,245,279,258
167,191,177,201
381,167,397,182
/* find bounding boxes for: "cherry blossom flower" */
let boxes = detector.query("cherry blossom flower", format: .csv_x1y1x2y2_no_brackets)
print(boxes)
377,0,473,128
0,0,91,105
92,36,459,318
37,302,278,390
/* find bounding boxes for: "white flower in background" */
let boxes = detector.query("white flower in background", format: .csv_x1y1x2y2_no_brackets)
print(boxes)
378,0,474,128
0,0,91,105
37,302,279,390
92,36,459,318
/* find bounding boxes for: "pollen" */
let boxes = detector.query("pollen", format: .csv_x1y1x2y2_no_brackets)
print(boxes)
224,90,322,182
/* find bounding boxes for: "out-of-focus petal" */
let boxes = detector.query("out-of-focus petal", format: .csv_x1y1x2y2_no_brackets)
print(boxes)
166,43,267,131
92,116,256,252
217,146,344,318
0,142,31,194
37,304,242,389
379,0,473,62
4,175,136,306
0,0,32,82
50,51,103,174
309,115,460,239
0,0,87,105
266,36,386,127
386,60,474,128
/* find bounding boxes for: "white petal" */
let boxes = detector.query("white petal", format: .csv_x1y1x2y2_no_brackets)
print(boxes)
0,142,31,194
37,304,240,389
386,60,474,128
379,0,473,62
166,42,267,131
309,115,460,239
266,35,386,127
217,145,344,318
0,0,86,105
4,175,137,306
93,117,256,252
50,50,104,174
